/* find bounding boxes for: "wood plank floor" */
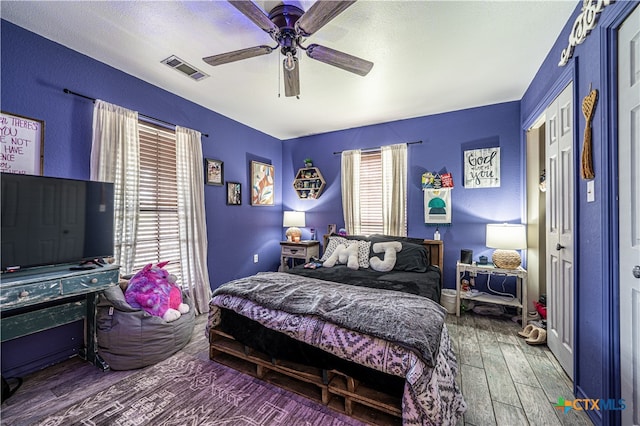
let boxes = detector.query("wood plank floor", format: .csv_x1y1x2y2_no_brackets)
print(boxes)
447,313,592,426
1,313,592,425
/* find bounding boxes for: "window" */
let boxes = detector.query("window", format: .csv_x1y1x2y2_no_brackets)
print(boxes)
359,151,383,235
131,121,182,281
358,150,407,236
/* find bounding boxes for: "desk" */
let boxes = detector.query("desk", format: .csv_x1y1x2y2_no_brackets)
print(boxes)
279,241,320,271
456,262,527,327
1,264,120,370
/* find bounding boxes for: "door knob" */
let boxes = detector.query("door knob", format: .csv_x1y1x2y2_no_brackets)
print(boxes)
633,265,640,279
556,243,565,251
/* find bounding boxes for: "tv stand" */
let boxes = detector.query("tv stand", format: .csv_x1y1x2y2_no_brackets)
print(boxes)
1,264,120,372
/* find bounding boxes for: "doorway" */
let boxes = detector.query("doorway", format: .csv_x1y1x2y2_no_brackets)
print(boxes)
618,4,639,424
526,82,575,380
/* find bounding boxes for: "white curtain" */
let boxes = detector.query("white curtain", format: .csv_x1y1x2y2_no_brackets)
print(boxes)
90,100,140,274
382,143,407,236
341,149,361,235
175,126,212,315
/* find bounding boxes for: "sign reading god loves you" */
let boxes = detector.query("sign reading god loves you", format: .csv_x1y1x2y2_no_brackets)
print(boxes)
0,112,44,175
464,147,500,188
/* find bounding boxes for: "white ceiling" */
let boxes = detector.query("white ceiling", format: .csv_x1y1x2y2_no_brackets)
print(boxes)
1,1,577,140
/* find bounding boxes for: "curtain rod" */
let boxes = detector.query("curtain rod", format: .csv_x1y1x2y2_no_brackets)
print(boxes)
63,88,209,138
333,140,422,155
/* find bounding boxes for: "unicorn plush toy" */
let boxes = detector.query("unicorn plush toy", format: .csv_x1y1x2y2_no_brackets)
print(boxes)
125,261,189,322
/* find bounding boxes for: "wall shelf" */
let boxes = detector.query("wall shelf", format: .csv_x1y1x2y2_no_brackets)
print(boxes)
293,167,325,200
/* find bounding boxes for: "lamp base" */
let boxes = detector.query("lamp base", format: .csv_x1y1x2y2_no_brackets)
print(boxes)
492,249,521,269
286,227,302,242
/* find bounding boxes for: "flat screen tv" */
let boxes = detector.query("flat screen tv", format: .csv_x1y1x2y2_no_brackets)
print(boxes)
1,173,115,272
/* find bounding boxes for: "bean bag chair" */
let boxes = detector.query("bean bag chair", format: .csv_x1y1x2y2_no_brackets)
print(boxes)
96,284,195,370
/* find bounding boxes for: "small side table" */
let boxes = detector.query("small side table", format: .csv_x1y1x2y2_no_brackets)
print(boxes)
456,262,528,327
279,240,320,271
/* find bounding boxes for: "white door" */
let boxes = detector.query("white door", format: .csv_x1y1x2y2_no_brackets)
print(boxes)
619,5,640,424
545,82,574,379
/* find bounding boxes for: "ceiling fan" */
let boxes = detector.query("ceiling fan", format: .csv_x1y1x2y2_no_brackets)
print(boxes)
202,0,374,97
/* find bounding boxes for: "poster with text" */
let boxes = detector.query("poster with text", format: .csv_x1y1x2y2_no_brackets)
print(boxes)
464,147,500,188
0,112,44,175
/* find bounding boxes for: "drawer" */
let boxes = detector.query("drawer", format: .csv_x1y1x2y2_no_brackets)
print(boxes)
0,279,62,308
282,246,308,258
61,269,119,295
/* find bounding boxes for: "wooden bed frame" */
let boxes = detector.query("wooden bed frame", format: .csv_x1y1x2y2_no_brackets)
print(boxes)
209,238,445,426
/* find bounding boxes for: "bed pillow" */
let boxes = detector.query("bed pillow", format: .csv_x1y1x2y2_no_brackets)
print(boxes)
367,235,430,272
394,242,430,272
320,236,348,262
321,236,371,268
369,241,402,272
323,243,359,270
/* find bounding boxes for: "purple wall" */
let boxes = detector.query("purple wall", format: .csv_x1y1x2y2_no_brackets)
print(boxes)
1,20,283,287
282,101,523,290
520,2,636,424
1,20,283,375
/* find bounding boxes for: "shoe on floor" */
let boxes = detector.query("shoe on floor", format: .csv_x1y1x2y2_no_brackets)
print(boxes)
518,324,536,338
525,327,547,345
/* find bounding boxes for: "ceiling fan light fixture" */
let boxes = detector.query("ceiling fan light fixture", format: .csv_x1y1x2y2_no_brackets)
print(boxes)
284,52,296,71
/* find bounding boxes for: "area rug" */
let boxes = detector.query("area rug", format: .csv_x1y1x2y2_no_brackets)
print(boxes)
34,353,365,426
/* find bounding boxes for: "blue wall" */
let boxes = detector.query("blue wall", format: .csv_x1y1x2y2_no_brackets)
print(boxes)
1,20,283,288
1,20,283,375
520,2,638,424
283,101,523,290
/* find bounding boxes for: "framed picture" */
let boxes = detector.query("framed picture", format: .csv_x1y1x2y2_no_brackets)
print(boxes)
250,161,274,206
205,158,224,186
463,147,500,188
0,111,45,175
226,182,241,205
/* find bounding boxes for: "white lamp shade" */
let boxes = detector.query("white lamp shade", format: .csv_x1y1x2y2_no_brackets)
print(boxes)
283,211,306,227
486,223,527,249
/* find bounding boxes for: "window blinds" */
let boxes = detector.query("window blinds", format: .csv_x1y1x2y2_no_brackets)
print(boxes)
359,151,383,235
358,150,407,236
133,122,182,280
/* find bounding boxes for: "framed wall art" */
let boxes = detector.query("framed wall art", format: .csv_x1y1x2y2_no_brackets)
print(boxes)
226,182,241,205
205,158,224,186
463,147,500,188
0,111,44,175
250,160,274,206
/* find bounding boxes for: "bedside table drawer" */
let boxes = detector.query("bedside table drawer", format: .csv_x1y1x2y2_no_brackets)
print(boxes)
281,246,308,258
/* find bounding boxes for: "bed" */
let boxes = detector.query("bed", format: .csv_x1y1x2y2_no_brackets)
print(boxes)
207,234,466,425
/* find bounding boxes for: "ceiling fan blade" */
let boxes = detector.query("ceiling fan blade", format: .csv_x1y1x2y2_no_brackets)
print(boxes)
228,1,279,36
306,44,373,76
296,0,357,36
284,58,300,97
203,45,274,66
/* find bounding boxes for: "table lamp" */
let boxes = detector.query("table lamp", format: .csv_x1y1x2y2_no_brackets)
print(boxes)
486,223,527,269
283,211,305,242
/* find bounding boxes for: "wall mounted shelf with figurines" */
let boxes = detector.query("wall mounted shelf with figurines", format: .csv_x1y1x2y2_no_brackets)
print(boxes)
293,167,325,200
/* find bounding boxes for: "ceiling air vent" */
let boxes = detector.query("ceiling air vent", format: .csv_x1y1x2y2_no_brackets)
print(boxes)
161,55,209,81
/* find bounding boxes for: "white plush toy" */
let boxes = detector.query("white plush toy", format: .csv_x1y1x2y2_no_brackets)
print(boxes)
369,241,402,272
322,243,359,270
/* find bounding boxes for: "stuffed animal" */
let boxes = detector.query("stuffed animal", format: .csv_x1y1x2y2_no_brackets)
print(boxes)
125,261,190,322
369,241,402,272
323,243,359,270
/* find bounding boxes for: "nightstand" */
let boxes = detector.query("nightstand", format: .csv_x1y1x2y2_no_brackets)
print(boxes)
279,240,320,271
456,262,528,327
